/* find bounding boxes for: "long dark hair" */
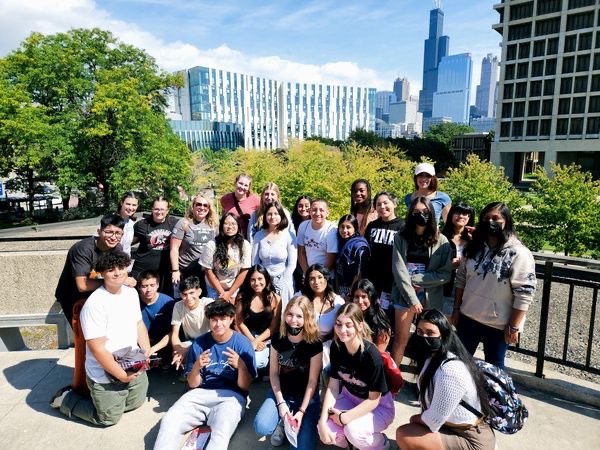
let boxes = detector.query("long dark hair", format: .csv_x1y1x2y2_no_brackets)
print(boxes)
236,265,276,321
261,201,289,230
214,212,246,268
464,202,515,260
291,195,312,231
350,179,373,215
412,309,492,417
350,279,390,342
401,196,439,246
441,202,475,243
302,264,336,306
337,214,360,251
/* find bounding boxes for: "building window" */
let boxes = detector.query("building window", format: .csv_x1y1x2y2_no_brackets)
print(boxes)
535,18,561,36
544,79,555,96
545,58,557,75
504,83,514,99
579,32,593,50
568,0,596,8
562,56,575,73
505,64,515,80
506,44,517,61
577,54,591,72
570,118,584,134
574,76,589,93
530,80,543,96
537,0,562,15
556,118,569,134
519,42,531,59
517,62,529,78
594,53,600,70
586,116,600,133
566,12,595,31
526,120,539,136
547,38,559,54
572,96,586,113
592,74,600,91
509,23,532,41
512,121,523,138
515,82,527,98
558,98,571,114
564,34,578,52
560,77,573,94
514,101,526,117
529,100,541,116
533,40,546,57
540,119,552,135
500,122,511,137
532,61,544,77
510,1,534,20
588,96,600,113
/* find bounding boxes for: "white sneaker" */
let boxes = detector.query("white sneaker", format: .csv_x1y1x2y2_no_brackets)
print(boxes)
50,385,71,409
270,420,286,447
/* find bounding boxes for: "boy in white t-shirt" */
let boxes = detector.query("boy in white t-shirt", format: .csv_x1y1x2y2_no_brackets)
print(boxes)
50,251,150,426
297,198,338,277
171,276,214,369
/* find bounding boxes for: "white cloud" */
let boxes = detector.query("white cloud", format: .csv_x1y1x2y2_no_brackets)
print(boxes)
0,0,390,89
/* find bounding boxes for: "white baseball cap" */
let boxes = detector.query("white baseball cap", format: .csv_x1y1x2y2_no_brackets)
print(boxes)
415,162,436,176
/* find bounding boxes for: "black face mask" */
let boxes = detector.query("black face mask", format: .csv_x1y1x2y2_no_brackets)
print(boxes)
411,334,442,356
482,219,503,236
286,324,303,336
413,212,430,226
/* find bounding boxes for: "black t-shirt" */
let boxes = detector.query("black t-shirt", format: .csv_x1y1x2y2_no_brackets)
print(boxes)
132,216,179,275
55,237,120,311
365,217,405,294
272,333,323,399
407,237,430,266
330,339,388,399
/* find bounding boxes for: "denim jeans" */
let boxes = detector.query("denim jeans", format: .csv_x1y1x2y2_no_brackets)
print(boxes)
252,333,270,370
456,313,510,369
253,389,320,450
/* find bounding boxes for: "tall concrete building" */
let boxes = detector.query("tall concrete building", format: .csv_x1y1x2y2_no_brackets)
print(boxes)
419,7,450,119
432,53,473,124
475,54,500,118
170,66,376,150
492,0,600,181
393,77,410,101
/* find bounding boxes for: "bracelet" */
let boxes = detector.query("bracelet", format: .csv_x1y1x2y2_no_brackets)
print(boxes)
338,411,345,425
276,401,286,407
508,325,519,332
171,269,179,273
298,408,305,414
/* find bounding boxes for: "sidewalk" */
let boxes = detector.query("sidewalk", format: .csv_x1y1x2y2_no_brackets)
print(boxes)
0,349,598,449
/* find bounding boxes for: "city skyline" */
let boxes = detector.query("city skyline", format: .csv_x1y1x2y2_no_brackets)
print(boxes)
0,0,500,101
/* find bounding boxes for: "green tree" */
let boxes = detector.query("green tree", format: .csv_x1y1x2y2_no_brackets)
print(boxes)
423,122,475,149
526,163,600,256
347,128,387,149
0,28,189,209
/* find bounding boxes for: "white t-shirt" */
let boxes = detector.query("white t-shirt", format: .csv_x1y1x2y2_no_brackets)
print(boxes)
199,239,252,290
81,285,142,383
297,220,338,267
315,294,345,338
171,297,214,339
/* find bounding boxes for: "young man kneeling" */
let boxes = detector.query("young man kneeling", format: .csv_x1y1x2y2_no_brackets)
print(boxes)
154,300,256,450
50,251,151,426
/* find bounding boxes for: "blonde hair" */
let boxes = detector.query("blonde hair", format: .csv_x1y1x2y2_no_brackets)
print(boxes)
235,173,253,196
333,303,372,350
255,182,281,229
280,295,320,344
185,193,218,229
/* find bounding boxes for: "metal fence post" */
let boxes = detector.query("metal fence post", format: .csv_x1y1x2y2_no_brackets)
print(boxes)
536,260,553,378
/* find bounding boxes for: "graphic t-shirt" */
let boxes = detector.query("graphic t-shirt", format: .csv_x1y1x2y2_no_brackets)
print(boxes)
171,297,215,339
140,293,175,343
330,339,388,399
272,333,323,398
365,217,405,299
407,239,430,303
184,331,257,396
297,220,338,267
199,240,252,290
171,219,216,271
132,216,179,274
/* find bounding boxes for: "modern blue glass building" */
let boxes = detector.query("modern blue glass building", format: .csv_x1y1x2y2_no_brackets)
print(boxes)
432,53,473,124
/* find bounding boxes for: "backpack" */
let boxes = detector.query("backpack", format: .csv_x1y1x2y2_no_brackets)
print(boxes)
336,236,369,284
455,358,528,434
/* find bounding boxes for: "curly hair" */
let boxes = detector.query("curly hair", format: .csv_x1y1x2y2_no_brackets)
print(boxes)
95,250,131,273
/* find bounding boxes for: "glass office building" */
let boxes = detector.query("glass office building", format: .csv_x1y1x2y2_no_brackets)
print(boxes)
432,53,473,124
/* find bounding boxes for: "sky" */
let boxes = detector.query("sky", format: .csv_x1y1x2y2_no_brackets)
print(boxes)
0,0,501,102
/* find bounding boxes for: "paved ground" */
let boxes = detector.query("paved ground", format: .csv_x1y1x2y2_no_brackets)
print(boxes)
0,349,599,449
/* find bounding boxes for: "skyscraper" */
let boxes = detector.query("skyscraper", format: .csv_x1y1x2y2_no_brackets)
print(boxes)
432,53,473,124
475,54,499,118
393,77,410,102
419,7,450,119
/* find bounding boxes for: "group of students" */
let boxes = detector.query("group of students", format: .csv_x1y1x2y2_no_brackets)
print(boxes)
51,161,537,450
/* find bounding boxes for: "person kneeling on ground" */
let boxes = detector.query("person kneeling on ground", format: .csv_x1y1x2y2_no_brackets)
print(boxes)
153,300,257,450
50,250,151,426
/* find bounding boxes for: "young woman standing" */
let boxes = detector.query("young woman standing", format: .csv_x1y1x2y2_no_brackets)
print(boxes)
350,179,378,236
404,163,451,225
247,182,294,243
220,173,260,239
291,195,312,291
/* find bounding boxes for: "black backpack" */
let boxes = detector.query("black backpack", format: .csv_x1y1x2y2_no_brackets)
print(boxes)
451,358,528,434
336,236,369,285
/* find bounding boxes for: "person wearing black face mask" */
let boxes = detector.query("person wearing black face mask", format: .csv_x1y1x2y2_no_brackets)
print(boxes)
253,296,323,449
397,309,496,450
451,202,537,370
389,196,453,366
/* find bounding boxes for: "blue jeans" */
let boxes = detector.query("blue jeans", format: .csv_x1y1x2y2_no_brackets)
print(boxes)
457,313,509,369
253,390,320,450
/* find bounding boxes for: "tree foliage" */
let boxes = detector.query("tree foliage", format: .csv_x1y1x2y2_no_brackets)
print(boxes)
0,28,191,209
423,122,475,149
525,163,600,256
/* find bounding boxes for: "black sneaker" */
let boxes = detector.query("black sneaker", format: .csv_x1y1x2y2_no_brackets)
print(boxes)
50,385,72,409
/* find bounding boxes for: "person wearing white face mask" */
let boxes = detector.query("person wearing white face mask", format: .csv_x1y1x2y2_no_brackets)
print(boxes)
451,202,536,370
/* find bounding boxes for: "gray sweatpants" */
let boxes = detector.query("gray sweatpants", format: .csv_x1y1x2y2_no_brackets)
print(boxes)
153,387,246,450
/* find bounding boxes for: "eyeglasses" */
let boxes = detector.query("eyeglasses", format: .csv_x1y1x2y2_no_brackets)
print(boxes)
152,208,167,212
194,203,209,208
102,230,124,238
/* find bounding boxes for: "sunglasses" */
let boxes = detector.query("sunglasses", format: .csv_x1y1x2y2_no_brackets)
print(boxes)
194,202,209,208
